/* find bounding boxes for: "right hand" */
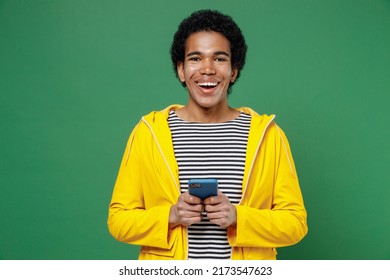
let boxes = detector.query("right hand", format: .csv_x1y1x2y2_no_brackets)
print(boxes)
169,191,203,229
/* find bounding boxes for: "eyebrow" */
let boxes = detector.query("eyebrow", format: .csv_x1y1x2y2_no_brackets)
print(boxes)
186,51,230,57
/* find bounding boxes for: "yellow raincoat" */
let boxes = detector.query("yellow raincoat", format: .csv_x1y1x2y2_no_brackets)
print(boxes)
108,105,308,259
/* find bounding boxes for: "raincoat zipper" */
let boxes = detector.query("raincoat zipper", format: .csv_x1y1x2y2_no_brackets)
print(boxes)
141,117,188,259
239,115,275,204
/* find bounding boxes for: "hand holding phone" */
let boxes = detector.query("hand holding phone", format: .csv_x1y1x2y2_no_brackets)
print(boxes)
188,178,218,200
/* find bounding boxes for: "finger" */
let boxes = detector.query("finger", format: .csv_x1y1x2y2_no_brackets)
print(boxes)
178,211,202,226
206,209,228,220
177,201,204,213
208,217,229,228
203,191,228,205
182,191,203,205
185,216,202,226
205,203,230,213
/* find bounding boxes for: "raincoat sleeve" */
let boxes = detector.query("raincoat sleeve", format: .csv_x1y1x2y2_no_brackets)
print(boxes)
107,123,173,249
228,124,308,248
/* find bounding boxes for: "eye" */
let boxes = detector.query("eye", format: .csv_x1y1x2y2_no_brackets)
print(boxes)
215,57,228,62
188,56,201,62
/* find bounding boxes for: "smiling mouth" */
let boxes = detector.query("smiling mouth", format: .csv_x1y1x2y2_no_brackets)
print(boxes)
196,82,219,89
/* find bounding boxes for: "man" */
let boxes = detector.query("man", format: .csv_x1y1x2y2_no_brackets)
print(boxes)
108,9,308,260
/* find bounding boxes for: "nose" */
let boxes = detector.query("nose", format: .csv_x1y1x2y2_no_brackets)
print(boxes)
200,59,216,75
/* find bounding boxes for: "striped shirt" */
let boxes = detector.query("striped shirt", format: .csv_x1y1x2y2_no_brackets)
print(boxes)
168,110,251,259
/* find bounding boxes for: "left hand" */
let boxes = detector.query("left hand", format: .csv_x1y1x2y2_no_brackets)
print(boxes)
203,190,237,228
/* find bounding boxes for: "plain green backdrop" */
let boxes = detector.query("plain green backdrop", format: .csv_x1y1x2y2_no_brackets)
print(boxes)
1,0,389,260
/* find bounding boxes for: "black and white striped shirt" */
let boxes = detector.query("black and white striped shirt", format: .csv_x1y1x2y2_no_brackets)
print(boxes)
168,110,251,259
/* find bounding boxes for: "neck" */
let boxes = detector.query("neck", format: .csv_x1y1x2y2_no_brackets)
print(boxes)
176,105,239,123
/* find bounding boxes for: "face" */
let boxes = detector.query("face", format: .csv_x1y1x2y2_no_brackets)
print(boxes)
177,31,238,111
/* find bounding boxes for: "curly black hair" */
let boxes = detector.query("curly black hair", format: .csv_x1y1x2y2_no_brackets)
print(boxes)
170,10,248,92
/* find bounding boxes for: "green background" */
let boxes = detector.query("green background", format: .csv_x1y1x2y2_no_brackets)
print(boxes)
1,0,389,260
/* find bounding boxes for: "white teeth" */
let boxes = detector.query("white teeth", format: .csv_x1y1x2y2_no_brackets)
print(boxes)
197,82,218,87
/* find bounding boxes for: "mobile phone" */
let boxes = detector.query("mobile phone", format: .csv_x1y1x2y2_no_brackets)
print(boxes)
188,178,218,200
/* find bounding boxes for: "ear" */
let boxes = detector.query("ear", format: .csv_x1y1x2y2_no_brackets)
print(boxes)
230,68,238,83
177,62,185,83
